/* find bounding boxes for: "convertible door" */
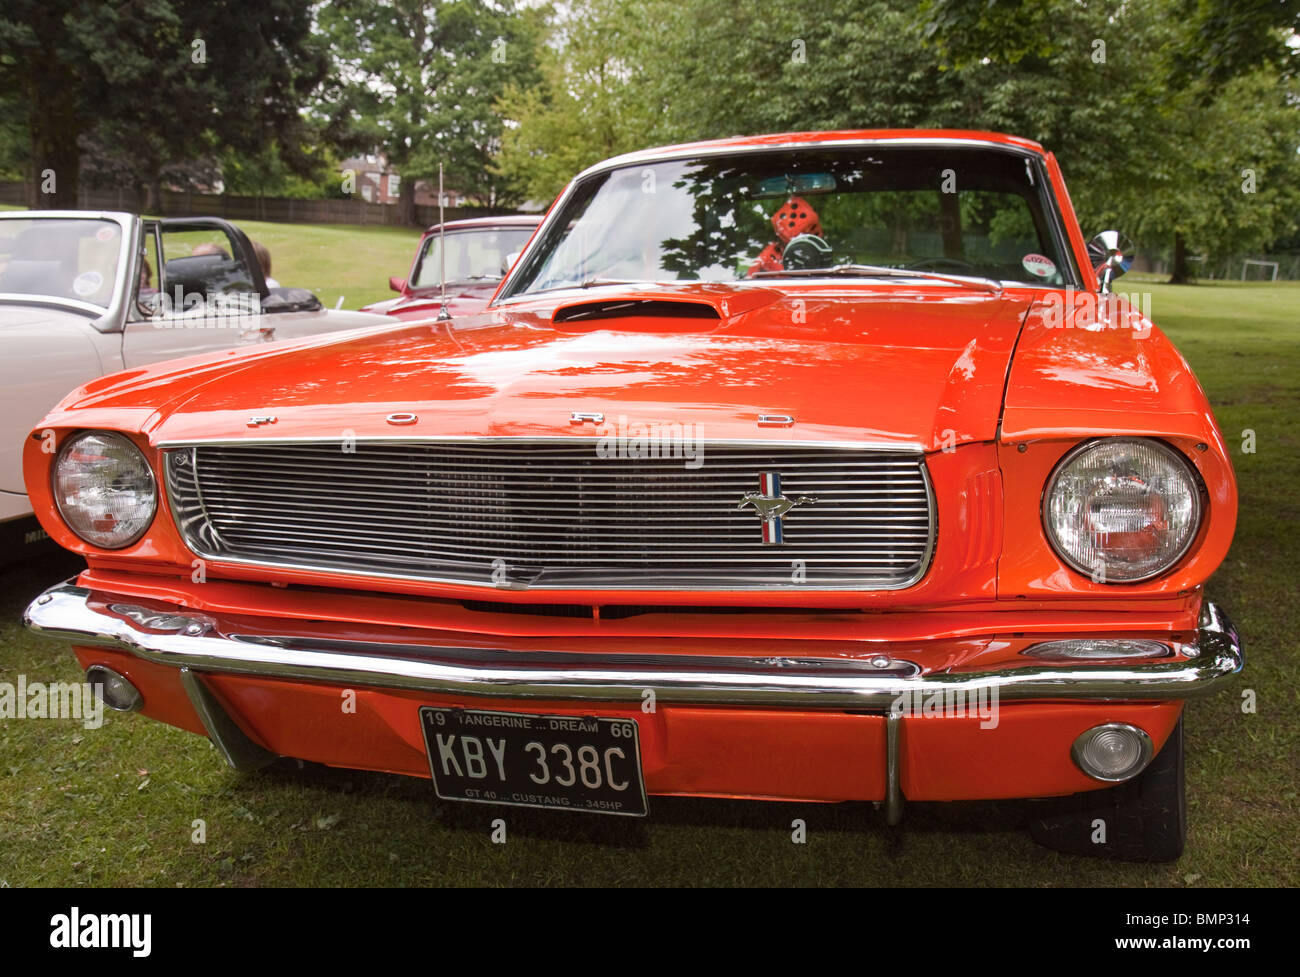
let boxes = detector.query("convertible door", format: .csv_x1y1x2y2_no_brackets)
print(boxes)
0,306,113,496
121,218,270,367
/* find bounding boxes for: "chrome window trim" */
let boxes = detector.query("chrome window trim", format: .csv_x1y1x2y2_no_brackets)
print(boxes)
161,437,937,593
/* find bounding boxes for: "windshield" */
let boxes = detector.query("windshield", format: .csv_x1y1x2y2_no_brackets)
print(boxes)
505,146,1074,296
412,226,537,288
0,217,123,307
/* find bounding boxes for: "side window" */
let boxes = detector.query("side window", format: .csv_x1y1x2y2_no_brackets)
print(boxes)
130,224,162,320
157,227,261,319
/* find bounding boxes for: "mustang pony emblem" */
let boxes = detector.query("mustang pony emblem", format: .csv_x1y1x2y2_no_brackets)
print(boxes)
737,472,817,545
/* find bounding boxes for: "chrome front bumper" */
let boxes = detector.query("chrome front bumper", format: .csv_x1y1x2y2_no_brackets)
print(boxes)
24,581,1244,711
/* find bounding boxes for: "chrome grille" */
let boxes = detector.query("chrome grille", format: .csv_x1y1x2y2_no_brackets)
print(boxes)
164,440,934,590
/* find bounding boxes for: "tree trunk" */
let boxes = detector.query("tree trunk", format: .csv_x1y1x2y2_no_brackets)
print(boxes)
27,104,81,209
1168,232,1191,284
399,175,417,227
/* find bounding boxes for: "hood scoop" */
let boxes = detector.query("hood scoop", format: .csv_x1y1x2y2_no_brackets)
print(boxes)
550,284,784,333
552,297,720,330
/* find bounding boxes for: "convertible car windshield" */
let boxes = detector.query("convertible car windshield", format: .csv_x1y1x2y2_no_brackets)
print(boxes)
0,217,122,308
506,146,1074,295
412,226,537,288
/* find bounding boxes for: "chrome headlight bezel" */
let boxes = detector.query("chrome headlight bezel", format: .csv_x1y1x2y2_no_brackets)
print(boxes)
1042,437,1203,583
52,431,158,550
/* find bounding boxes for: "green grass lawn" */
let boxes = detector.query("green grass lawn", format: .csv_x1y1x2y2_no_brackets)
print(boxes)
0,279,1296,887
229,218,423,310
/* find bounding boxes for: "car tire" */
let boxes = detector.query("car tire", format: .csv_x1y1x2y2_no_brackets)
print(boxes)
1028,717,1186,862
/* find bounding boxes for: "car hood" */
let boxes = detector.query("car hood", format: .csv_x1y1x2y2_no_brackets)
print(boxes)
361,284,500,320
55,283,1036,451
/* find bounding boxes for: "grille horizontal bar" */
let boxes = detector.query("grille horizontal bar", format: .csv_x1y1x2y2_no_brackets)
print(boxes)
164,440,935,590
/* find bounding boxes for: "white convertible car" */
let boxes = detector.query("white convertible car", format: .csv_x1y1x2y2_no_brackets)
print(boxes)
0,210,390,557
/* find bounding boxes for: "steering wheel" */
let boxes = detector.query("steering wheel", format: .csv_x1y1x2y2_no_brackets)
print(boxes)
782,233,834,271
905,256,982,274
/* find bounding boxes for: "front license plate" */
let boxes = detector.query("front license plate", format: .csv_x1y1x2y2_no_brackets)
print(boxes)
419,707,648,817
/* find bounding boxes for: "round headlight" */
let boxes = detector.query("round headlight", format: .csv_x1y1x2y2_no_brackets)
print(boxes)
53,432,157,549
1044,438,1201,582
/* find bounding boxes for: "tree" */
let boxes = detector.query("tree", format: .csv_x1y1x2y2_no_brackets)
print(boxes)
317,0,543,220
1118,72,1300,282
0,97,24,181
1167,0,1299,93
220,145,346,201
494,0,656,205
497,0,981,203
0,0,327,209
916,0,1300,282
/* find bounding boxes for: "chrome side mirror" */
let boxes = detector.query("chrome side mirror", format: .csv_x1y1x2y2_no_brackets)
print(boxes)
1088,230,1134,293
502,251,521,275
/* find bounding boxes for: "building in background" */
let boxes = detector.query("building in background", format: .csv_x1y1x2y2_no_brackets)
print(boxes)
338,154,467,208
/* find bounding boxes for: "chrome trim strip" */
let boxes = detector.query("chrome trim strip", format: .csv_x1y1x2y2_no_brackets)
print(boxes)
26,583,1244,710
178,666,277,772
155,435,927,453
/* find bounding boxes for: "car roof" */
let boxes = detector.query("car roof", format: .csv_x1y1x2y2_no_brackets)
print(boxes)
574,129,1049,181
424,215,542,234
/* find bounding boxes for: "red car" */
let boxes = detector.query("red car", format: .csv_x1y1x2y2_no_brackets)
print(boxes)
360,215,541,320
24,130,1241,861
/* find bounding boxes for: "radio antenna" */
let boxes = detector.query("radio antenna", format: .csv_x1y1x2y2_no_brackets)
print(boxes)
437,162,450,321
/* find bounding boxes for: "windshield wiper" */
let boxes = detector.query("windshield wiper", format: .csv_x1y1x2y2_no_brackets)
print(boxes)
751,263,1003,295
579,277,650,288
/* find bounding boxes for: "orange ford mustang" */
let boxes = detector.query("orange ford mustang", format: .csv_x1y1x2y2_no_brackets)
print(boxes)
22,130,1242,860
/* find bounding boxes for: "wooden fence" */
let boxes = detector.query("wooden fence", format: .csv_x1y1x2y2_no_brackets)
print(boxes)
0,181,520,227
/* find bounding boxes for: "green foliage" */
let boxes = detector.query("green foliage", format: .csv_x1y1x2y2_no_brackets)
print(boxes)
317,0,544,210
497,0,1300,272
1167,0,1300,93
0,0,327,205
917,0,1061,67
913,0,1300,261
0,99,24,181
220,146,345,201
1113,71,1300,263
494,0,655,206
